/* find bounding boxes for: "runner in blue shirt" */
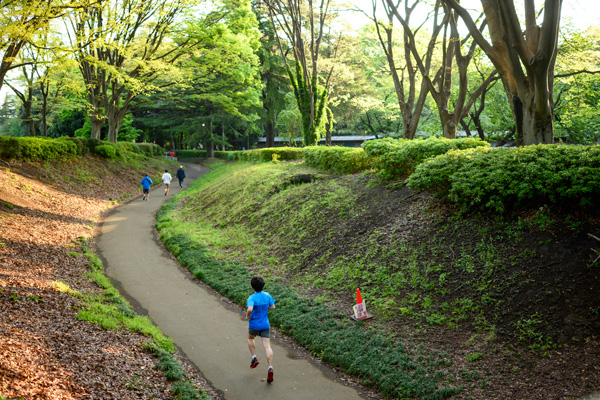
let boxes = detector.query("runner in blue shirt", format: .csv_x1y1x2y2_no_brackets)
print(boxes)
246,277,276,383
140,174,153,201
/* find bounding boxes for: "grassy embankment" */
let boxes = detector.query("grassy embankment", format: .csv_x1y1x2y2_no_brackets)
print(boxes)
156,155,600,399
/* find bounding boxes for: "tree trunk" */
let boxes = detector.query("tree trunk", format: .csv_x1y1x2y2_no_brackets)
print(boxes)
24,90,35,137
206,118,214,157
459,120,473,137
170,132,176,151
403,81,429,140
513,91,554,145
442,0,561,145
107,113,118,143
89,113,104,140
41,94,48,137
266,120,275,147
441,110,457,139
222,124,225,151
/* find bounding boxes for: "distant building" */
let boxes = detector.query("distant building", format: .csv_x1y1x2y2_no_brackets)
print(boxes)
256,135,378,148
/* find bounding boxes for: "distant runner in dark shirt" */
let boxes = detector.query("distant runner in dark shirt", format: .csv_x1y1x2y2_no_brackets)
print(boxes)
176,166,185,188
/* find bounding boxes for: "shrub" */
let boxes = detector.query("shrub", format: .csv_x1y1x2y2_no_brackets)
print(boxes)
362,137,409,157
82,137,102,154
0,136,78,161
94,144,118,159
364,137,489,180
214,150,238,160
138,143,164,156
61,137,86,155
408,144,600,212
117,142,141,154
174,150,207,159
227,147,303,162
303,146,371,174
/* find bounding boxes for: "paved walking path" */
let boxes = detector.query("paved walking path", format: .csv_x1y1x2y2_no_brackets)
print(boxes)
97,162,369,400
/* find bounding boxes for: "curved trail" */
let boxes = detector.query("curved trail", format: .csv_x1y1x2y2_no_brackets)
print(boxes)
97,162,368,400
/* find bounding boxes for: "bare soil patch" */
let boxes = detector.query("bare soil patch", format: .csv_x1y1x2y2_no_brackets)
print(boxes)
0,158,220,399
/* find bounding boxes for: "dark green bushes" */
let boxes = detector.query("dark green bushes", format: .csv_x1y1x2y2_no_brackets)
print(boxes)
223,147,303,162
176,150,208,159
408,144,600,212
0,136,78,161
117,142,141,154
94,144,119,159
363,137,489,180
303,146,371,174
137,143,164,156
0,136,165,161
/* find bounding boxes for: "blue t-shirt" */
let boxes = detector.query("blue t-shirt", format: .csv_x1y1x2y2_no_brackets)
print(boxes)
247,291,275,331
141,176,153,190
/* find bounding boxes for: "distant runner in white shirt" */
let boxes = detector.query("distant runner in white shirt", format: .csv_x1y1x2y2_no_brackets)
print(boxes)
162,170,172,196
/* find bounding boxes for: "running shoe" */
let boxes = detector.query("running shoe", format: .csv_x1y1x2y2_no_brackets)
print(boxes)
267,367,273,383
250,357,259,369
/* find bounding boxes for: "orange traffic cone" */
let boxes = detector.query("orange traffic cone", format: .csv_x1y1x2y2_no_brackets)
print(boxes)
352,288,373,321
356,288,363,304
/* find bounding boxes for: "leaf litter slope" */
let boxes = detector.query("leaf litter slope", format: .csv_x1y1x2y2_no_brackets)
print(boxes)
0,157,219,400
176,160,600,400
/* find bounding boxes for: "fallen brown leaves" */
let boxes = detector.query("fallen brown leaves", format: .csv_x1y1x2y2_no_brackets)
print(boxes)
0,157,218,399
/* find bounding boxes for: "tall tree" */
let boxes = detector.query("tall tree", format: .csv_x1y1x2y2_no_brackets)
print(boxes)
135,0,263,154
0,0,66,92
253,1,290,147
442,0,563,145
65,0,190,141
370,0,431,139
264,0,334,145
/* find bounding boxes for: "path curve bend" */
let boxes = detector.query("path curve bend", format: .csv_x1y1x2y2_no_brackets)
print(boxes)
97,162,369,400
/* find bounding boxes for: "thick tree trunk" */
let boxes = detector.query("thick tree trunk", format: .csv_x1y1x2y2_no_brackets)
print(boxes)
206,141,214,158
441,110,457,139
107,113,118,143
266,120,275,147
403,81,429,140
513,92,554,145
89,113,104,140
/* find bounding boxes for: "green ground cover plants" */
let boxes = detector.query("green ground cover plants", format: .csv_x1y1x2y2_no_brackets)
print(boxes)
156,209,462,399
156,157,600,399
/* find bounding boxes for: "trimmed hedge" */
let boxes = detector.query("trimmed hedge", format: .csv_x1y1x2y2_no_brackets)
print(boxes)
95,144,118,159
137,143,164,157
0,136,78,161
303,146,371,174
226,147,303,162
176,150,208,159
117,142,141,154
407,144,600,212
363,137,489,180
214,150,237,160
0,136,166,161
